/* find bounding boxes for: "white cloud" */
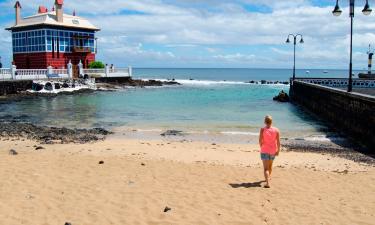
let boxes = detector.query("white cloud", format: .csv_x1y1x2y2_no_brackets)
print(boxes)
0,0,374,68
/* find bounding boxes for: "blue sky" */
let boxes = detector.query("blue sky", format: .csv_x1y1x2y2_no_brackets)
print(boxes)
0,0,374,69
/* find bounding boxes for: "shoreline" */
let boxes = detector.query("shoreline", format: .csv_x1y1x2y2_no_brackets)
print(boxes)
1,121,373,165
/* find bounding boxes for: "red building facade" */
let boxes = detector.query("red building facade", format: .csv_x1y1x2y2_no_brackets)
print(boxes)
6,0,100,69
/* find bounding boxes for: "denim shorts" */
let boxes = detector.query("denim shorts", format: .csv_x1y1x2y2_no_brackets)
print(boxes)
261,153,276,161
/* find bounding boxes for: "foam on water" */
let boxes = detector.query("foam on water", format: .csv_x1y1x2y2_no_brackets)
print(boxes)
142,78,288,87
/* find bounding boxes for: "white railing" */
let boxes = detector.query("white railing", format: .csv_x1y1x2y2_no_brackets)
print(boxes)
52,69,68,75
16,69,48,76
83,69,105,74
0,68,12,80
0,68,11,75
0,65,132,81
107,67,131,77
296,78,375,88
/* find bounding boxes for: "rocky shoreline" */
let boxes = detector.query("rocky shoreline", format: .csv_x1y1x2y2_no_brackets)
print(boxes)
282,138,375,165
95,78,180,89
0,122,111,144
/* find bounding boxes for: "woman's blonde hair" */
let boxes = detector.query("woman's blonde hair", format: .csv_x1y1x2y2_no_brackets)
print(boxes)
264,115,273,125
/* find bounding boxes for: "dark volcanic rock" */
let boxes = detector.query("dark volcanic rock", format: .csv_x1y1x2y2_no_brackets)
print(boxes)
273,90,290,102
96,77,180,87
283,139,375,165
164,206,172,213
161,130,184,137
9,149,18,155
0,122,112,144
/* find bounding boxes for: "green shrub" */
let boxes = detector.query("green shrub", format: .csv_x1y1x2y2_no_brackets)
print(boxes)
88,61,105,69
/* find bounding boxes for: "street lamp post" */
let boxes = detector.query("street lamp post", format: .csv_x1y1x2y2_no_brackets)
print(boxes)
332,0,372,92
286,34,304,81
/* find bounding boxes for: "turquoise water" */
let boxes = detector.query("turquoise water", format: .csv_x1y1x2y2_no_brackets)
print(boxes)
0,68,337,138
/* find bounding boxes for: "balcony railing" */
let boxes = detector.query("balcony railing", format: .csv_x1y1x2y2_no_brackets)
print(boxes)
16,69,48,76
73,46,91,53
0,68,11,75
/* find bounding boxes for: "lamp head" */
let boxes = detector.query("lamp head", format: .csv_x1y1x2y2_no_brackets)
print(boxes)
332,4,342,16
362,1,372,16
300,38,304,44
286,37,290,43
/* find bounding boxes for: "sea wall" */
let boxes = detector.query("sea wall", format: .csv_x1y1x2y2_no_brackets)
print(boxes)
291,80,375,149
0,80,33,95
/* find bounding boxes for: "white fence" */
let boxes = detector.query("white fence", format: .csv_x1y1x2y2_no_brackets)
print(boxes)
296,78,375,88
0,69,12,80
83,67,131,77
0,64,132,81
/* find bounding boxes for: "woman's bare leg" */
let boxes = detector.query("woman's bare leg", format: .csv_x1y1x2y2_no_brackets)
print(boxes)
269,160,274,179
262,160,271,188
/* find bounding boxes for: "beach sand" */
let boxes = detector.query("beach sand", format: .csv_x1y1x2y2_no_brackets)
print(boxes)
0,137,374,225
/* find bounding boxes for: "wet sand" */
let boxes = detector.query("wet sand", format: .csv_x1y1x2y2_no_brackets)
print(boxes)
0,137,374,225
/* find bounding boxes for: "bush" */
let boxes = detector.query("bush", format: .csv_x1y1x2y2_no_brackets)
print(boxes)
88,61,105,69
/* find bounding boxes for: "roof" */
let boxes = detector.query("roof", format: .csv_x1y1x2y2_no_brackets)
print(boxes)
55,0,64,5
6,12,100,31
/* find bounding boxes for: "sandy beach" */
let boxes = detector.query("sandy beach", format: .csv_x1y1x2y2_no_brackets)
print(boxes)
1,137,374,225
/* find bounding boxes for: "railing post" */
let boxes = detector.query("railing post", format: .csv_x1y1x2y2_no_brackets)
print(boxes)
78,60,83,77
11,64,17,80
67,60,73,79
105,64,109,77
128,66,132,77
47,66,53,80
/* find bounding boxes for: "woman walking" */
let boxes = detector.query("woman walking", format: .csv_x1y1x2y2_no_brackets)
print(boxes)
259,115,280,188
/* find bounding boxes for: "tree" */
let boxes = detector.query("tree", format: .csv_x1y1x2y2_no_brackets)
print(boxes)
88,61,105,69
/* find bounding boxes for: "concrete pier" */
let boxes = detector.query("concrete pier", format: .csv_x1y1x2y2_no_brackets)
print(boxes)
291,80,375,150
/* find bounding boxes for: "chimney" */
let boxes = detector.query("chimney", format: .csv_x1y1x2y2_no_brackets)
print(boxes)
55,0,64,23
14,1,22,25
38,6,48,14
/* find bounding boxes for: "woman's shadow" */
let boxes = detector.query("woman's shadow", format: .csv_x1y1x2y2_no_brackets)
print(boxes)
229,180,265,188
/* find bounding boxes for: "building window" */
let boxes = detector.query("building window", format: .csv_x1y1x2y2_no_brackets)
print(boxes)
12,29,96,54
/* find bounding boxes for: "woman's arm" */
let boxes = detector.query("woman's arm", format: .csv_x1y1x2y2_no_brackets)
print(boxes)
276,129,281,155
259,128,263,149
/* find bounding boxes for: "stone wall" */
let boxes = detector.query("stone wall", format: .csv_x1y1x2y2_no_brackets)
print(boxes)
291,80,375,149
0,80,33,95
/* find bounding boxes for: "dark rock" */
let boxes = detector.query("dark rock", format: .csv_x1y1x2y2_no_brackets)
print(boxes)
9,149,18,155
35,146,45,150
164,206,172,212
261,80,267,84
161,130,184,137
44,82,53,91
141,163,146,166
273,90,290,102
99,161,104,164
64,223,72,225
96,77,180,87
0,122,112,144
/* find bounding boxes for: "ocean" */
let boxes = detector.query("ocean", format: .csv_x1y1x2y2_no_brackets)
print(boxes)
0,68,355,143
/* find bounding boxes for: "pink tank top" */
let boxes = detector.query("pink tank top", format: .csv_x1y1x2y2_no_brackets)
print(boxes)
261,126,278,154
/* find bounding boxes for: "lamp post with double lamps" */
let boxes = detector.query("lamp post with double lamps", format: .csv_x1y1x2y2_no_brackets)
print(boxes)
332,0,372,92
286,34,304,81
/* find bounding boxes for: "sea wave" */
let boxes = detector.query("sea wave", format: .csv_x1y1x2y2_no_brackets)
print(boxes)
220,131,259,136
141,78,288,86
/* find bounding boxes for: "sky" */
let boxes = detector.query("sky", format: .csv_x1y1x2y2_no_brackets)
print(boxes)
0,0,374,69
